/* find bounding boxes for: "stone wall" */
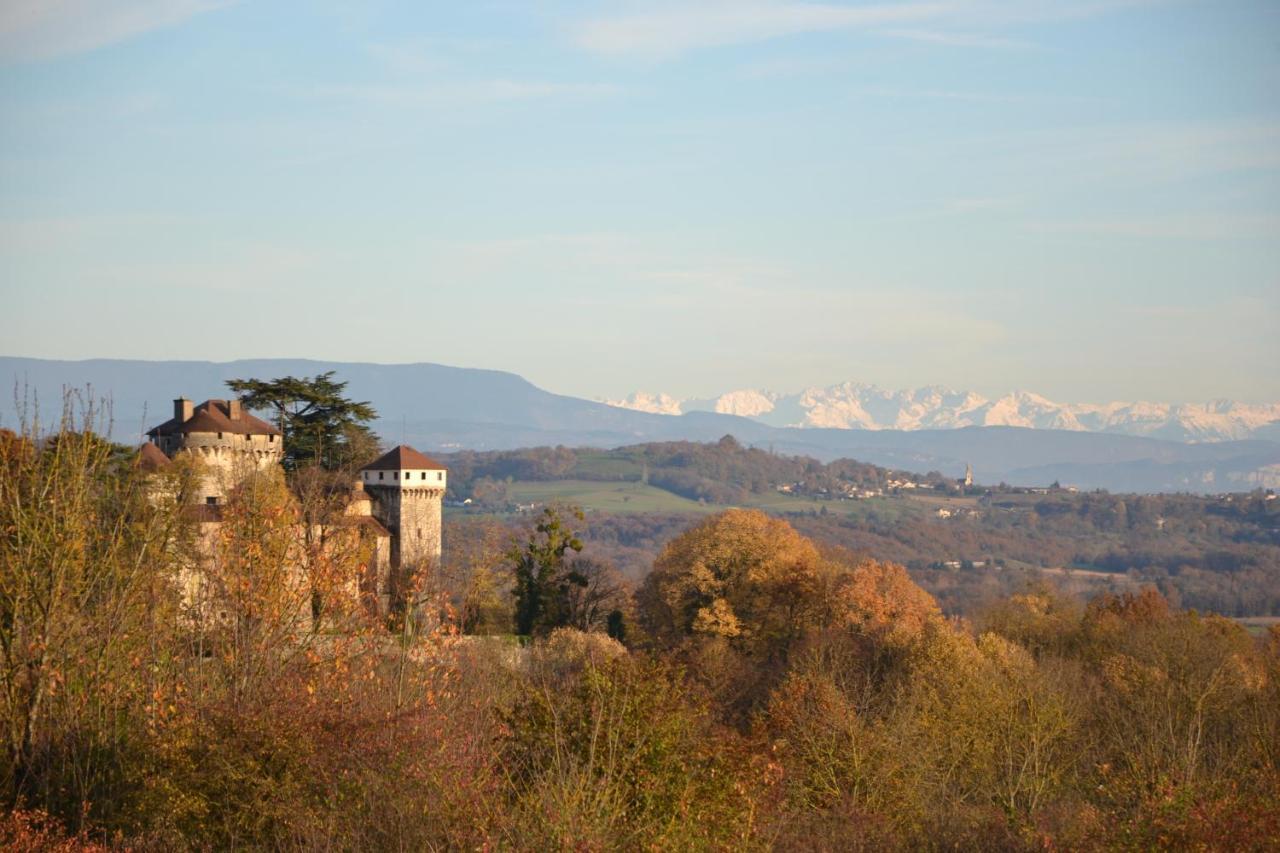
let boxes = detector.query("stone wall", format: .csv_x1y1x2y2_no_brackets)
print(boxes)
170,432,283,502
368,486,444,572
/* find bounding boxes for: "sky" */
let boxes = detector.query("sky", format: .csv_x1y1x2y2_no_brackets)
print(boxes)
1,0,1277,405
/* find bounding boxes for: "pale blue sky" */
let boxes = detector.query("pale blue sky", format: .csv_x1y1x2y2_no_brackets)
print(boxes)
1,0,1277,403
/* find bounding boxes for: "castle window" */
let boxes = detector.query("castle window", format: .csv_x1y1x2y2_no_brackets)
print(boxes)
417,529,422,539
421,472,426,480
217,432,223,439
206,496,217,505
437,472,443,481
378,472,384,481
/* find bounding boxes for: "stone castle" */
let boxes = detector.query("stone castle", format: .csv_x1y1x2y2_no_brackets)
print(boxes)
140,397,445,616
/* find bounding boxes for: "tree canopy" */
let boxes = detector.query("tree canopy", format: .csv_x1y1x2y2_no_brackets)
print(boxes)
509,507,585,637
225,371,379,470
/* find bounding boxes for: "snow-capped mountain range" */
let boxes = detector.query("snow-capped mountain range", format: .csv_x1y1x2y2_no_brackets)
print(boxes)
605,384,1280,443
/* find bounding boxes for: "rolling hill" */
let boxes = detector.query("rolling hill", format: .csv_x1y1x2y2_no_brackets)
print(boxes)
3,356,1278,494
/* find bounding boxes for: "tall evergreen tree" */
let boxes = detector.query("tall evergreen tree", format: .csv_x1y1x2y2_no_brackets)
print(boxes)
510,507,585,636
225,371,379,470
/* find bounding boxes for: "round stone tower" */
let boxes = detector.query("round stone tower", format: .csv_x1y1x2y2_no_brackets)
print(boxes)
359,445,447,585
146,397,284,504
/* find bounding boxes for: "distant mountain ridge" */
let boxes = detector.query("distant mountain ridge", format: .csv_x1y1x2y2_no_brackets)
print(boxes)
3,357,1279,494
606,383,1280,443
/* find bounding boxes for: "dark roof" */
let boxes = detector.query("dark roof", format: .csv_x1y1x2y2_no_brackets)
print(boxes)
136,441,171,471
147,399,281,438
361,445,446,471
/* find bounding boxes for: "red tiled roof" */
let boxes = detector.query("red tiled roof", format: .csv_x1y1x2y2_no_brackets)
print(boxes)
361,445,446,471
147,399,281,438
137,441,171,471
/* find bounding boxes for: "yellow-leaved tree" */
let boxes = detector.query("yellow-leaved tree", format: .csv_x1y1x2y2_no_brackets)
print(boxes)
642,509,831,651
0,395,192,828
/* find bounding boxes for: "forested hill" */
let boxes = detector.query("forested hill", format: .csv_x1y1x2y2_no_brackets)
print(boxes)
442,435,907,506
440,439,1280,617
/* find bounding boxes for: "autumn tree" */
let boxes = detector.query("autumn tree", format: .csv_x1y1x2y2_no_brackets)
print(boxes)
289,466,378,629
197,471,313,705
640,510,949,719
640,509,833,658
501,651,761,848
462,566,513,635
0,392,190,826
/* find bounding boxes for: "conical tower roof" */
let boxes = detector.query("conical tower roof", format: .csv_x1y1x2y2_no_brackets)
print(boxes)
361,445,446,471
137,441,172,471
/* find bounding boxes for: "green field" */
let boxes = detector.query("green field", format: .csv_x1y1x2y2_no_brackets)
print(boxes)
448,477,929,521
566,450,646,480
503,480,713,514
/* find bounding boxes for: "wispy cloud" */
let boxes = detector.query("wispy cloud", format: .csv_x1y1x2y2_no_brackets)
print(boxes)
304,79,620,107
1028,213,1280,241
364,40,452,77
878,28,1033,49
0,214,173,253
737,53,853,79
863,85,1028,102
573,1,949,58
944,196,1018,213
964,0,1169,26
430,231,1010,348
363,36,508,76
571,0,1163,59
0,0,233,63
1007,120,1280,185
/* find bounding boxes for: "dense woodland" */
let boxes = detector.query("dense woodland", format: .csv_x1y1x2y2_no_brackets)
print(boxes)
2,401,1279,850
445,436,901,506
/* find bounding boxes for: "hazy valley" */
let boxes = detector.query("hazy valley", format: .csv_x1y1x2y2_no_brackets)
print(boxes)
5,357,1280,495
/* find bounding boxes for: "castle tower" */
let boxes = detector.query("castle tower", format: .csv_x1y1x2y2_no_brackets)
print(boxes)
146,398,283,504
360,446,447,604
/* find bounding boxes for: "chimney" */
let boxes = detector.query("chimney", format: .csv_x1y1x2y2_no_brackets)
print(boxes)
173,398,193,423
228,399,242,420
